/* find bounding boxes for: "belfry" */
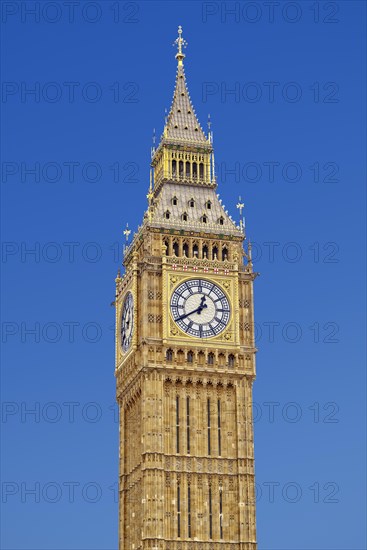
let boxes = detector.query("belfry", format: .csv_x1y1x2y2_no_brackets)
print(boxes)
115,26,258,549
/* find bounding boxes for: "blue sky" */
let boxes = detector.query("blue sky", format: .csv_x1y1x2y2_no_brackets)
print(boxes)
1,1,366,549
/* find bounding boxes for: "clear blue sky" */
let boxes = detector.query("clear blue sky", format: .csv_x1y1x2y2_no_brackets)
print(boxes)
1,1,366,549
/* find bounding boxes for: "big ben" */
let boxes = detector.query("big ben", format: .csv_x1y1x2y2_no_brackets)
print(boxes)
115,26,257,550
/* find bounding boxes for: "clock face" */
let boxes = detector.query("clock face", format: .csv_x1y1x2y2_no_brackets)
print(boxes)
121,292,134,352
170,278,231,338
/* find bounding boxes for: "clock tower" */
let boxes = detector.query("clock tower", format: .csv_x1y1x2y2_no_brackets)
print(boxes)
115,27,258,549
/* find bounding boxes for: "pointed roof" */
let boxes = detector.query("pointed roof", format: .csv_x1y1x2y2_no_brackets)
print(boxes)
149,182,243,237
162,26,208,145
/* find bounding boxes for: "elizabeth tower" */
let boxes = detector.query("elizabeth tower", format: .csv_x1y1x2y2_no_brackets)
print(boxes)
115,27,258,549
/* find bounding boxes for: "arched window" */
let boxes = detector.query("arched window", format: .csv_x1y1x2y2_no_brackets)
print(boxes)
183,242,189,257
222,246,228,261
202,215,208,224
206,200,212,209
228,354,235,367
172,196,178,206
172,160,177,176
173,242,179,256
199,163,204,179
186,161,190,178
192,162,197,178
189,198,195,208
218,216,224,226
193,244,199,257
182,212,188,222
179,160,184,176
218,353,225,366
198,351,205,365
163,238,169,256
208,352,214,365
166,349,173,362
165,210,170,220
212,246,218,259
203,244,208,259
177,350,184,363
187,351,194,363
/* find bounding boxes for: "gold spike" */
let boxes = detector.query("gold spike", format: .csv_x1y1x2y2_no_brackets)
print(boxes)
236,197,245,234
123,223,131,242
174,25,187,66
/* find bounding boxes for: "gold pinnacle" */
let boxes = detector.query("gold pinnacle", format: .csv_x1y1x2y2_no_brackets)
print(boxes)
123,223,131,242
174,25,187,63
236,196,245,215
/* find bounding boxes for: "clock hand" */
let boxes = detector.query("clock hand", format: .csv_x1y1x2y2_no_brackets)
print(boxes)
197,303,208,314
197,295,207,313
176,308,201,321
176,298,208,321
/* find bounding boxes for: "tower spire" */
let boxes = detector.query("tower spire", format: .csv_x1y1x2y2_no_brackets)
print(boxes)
155,26,207,146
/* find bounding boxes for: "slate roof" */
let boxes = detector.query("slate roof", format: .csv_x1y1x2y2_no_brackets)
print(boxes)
163,62,208,144
150,183,242,237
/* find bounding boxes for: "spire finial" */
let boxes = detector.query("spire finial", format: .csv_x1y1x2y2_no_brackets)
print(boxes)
208,114,212,143
123,223,131,256
174,25,187,65
151,128,156,158
123,223,131,243
236,196,245,234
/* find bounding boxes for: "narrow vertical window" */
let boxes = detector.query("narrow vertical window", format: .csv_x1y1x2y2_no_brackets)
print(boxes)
199,163,204,179
186,161,190,178
217,399,221,456
209,486,213,539
176,396,180,454
186,396,190,454
188,485,191,538
219,489,223,539
177,485,181,537
207,398,211,455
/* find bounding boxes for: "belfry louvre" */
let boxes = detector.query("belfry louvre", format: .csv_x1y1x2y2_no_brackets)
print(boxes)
115,27,258,549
